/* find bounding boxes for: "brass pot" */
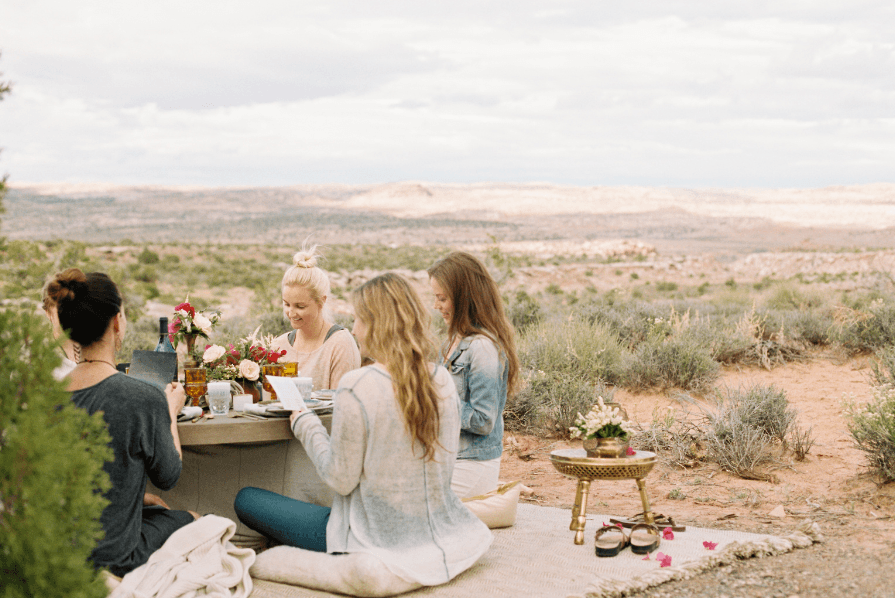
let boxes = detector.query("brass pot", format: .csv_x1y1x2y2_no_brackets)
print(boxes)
582,436,629,458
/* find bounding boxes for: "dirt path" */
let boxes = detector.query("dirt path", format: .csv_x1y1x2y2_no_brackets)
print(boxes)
501,355,895,597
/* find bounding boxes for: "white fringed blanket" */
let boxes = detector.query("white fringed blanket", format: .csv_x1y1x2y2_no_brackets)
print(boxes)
249,503,820,598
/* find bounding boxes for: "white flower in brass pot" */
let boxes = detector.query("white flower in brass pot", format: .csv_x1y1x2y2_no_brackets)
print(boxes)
569,397,634,457
570,397,633,440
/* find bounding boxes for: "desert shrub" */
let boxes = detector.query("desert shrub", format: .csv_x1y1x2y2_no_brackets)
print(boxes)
844,385,895,481
506,288,541,333
578,300,673,349
0,309,112,598
117,315,159,364
711,306,806,368
518,315,624,384
703,407,776,481
707,287,753,315
631,403,704,468
719,384,796,443
695,384,796,481
137,247,160,264
621,332,719,392
784,308,835,346
763,282,825,310
870,346,895,387
789,425,815,461
507,372,614,435
834,299,895,353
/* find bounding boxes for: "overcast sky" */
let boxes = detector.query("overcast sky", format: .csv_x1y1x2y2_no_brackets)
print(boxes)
1,1,893,187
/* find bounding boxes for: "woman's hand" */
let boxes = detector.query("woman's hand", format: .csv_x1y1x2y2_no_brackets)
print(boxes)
165,382,187,420
289,409,304,427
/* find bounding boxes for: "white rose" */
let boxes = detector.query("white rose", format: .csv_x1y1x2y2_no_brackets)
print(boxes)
203,344,225,363
193,313,213,335
238,359,260,381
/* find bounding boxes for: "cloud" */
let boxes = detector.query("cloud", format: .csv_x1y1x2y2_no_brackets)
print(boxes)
0,1,893,186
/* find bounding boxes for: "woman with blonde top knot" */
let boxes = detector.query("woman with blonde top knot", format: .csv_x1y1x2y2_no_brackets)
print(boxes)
271,244,361,390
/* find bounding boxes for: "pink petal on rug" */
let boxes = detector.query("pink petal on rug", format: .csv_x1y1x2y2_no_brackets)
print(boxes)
662,527,674,540
703,540,718,550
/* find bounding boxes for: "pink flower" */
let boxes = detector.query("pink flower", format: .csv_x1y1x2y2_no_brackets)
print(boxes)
703,541,717,550
662,527,674,540
657,552,672,567
626,446,636,456
175,302,195,318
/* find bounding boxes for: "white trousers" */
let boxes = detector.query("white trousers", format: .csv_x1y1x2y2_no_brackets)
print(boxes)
451,457,502,499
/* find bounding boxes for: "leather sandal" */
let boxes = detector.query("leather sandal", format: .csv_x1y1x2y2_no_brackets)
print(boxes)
594,525,628,557
629,523,661,554
610,512,686,532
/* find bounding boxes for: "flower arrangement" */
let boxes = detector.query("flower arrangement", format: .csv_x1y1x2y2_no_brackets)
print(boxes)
202,327,286,383
569,397,634,440
169,299,222,349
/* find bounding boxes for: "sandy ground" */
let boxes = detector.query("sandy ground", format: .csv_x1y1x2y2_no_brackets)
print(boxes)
500,355,895,596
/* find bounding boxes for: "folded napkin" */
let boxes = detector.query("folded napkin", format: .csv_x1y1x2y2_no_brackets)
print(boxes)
244,403,284,417
177,406,203,421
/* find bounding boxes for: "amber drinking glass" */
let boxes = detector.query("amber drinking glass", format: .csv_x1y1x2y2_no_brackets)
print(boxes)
261,364,285,400
184,383,207,407
183,368,207,407
184,367,207,385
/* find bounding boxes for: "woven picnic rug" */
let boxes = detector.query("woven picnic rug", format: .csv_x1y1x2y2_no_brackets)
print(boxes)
249,503,820,598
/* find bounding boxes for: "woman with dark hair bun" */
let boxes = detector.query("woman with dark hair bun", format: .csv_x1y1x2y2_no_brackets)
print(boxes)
427,252,521,499
42,270,80,379
49,268,197,577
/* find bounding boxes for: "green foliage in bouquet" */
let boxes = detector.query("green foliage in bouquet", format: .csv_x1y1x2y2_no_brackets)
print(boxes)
0,309,112,598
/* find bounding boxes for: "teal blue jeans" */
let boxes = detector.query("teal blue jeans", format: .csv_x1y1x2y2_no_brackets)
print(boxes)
234,487,330,552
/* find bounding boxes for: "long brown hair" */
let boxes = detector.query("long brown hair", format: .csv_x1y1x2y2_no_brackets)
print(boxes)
352,273,443,460
428,251,520,396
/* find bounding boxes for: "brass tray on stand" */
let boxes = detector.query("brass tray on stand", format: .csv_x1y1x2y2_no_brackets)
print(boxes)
549,448,657,545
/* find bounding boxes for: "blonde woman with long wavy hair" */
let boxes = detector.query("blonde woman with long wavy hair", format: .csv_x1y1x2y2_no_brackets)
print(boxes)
234,273,491,595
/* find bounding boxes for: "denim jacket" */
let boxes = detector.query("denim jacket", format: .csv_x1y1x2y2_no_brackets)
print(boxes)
438,335,508,461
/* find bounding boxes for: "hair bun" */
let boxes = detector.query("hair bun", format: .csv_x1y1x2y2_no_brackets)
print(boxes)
292,250,318,269
48,268,88,305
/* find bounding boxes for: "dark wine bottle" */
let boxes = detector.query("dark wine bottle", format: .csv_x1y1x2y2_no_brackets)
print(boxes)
155,317,176,353
155,316,177,381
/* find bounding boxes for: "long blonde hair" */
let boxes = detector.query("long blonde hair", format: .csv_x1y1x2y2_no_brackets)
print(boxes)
427,251,520,396
352,273,442,460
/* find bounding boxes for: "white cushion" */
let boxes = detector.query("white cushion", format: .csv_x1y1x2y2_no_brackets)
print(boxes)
462,481,523,529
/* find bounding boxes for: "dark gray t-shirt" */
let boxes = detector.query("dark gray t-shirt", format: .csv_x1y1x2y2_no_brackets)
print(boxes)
71,373,184,574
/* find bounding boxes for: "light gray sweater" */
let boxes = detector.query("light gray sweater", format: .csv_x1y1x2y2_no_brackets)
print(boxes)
293,364,493,585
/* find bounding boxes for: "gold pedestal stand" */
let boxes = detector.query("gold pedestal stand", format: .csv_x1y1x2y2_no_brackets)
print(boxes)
549,449,657,545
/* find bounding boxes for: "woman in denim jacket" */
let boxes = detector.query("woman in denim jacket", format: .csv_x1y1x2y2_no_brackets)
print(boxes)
428,252,520,498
